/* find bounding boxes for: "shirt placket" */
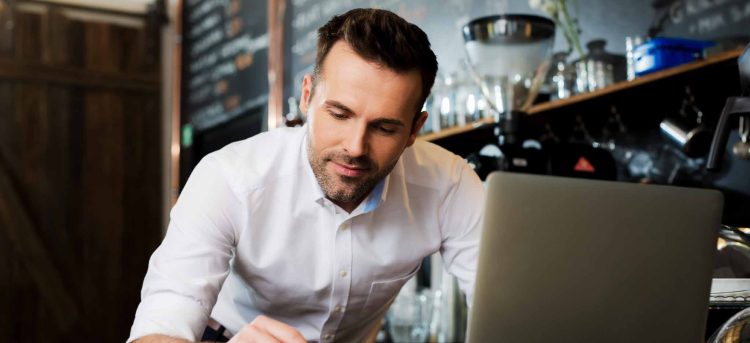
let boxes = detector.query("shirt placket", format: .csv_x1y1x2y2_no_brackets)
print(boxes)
320,211,354,342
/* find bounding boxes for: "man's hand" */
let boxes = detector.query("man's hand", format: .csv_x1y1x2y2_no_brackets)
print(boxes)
228,315,306,343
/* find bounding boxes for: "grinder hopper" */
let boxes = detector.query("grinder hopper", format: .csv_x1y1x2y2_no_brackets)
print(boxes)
462,15,556,144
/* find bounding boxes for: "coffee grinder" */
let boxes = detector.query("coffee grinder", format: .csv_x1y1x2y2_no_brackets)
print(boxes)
462,14,555,145
461,15,556,177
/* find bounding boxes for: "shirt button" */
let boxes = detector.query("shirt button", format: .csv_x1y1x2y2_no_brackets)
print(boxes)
339,270,348,278
334,305,343,312
324,333,333,340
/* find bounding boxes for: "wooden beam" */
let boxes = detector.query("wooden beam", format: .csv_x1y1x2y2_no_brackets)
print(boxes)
267,0,286,129
171,0,182,205
0,57,160,91
0,155,79,333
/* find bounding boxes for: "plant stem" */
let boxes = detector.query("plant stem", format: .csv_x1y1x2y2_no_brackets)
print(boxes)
559,0,585,58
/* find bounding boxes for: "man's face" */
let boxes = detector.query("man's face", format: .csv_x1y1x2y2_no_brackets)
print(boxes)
300,41,428,212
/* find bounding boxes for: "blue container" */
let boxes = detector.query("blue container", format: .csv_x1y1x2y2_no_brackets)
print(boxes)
633,37,715,76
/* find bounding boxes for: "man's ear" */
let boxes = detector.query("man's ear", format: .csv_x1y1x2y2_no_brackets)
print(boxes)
406,111,428,147
299,74,313,114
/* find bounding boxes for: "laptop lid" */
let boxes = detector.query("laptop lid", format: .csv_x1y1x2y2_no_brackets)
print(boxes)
468,172,723,343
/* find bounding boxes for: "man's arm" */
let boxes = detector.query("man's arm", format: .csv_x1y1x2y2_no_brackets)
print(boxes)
438,158,486,305
130,156,309,343
128,156,239,342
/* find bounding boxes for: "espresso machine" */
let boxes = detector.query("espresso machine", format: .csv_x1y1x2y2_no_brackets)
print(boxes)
707,44,750,228
701,44,750,342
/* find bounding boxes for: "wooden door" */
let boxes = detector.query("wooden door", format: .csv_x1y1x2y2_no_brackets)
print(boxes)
0,1,163,341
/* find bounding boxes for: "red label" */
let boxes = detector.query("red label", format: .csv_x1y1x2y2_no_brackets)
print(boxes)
574,156,596,173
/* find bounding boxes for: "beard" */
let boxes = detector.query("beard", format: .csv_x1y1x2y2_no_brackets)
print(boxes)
307,139,396,206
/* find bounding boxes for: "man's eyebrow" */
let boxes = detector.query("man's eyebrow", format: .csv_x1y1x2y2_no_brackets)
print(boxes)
324,100,406,126
324,100,355,113
372,118,406,127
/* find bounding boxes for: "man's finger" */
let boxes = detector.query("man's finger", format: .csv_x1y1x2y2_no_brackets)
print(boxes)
250,315,307,343
231,323,280,343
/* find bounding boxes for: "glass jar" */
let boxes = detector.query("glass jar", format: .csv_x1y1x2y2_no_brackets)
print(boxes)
428,74,457,131
546,51,574,100
571,39,627,93
453,71,485,125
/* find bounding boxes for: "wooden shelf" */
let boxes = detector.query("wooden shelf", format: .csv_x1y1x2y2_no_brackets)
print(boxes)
418,47,743,142
419,117,495,141
527,48,743,115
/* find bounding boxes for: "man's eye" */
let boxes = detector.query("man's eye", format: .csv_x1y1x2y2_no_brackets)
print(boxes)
377,125,397,134
329,111,347,120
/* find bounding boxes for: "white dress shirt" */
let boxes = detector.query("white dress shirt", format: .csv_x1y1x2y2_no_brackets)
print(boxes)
128,125,485,342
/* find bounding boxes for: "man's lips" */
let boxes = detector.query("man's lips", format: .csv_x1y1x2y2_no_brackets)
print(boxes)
330,161,368,178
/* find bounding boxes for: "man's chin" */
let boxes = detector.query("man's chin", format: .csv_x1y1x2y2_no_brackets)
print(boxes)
324,181,369,202
325,190,359,204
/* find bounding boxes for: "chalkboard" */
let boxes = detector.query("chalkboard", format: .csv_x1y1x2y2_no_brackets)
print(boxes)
658,0,750,40
281,0,749,116
182,0,269,132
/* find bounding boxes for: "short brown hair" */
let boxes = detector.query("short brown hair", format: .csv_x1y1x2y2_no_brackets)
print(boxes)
313,8,438,121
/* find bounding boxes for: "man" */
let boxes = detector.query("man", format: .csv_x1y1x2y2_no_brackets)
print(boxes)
129,8,484,343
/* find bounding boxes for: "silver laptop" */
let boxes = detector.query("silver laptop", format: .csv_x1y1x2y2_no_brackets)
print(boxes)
468,172,723,343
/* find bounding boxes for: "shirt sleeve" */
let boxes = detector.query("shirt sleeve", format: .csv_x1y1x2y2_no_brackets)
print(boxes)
128,155,240,342
438,158,486,307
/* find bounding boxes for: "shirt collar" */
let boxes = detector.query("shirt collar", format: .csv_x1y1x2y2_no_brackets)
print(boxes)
300,126,390,213
363,174,390,213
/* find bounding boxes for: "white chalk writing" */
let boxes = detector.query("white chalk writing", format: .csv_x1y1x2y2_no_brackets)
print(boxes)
191,29,223,57
189,0,227,23
190,52,218,75
190,13,221,39
221,33,269,59
192,94,269,130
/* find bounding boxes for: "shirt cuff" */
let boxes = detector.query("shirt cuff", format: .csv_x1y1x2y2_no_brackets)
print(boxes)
127,292,209,343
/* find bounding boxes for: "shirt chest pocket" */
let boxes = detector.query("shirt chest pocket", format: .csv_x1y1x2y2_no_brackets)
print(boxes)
359,262,422,320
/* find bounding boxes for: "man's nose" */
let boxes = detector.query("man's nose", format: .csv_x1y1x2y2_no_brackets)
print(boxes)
343,123,368,158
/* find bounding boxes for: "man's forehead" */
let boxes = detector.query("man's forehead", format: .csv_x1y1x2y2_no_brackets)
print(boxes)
319,41,421,84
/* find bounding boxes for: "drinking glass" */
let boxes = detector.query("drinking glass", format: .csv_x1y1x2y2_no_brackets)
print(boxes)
386,290,433,343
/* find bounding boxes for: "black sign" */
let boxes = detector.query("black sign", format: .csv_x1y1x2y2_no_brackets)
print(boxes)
182,0,269,132
659,0,750,39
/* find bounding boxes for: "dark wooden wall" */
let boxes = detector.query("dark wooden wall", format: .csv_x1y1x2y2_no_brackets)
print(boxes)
0,1,163,341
